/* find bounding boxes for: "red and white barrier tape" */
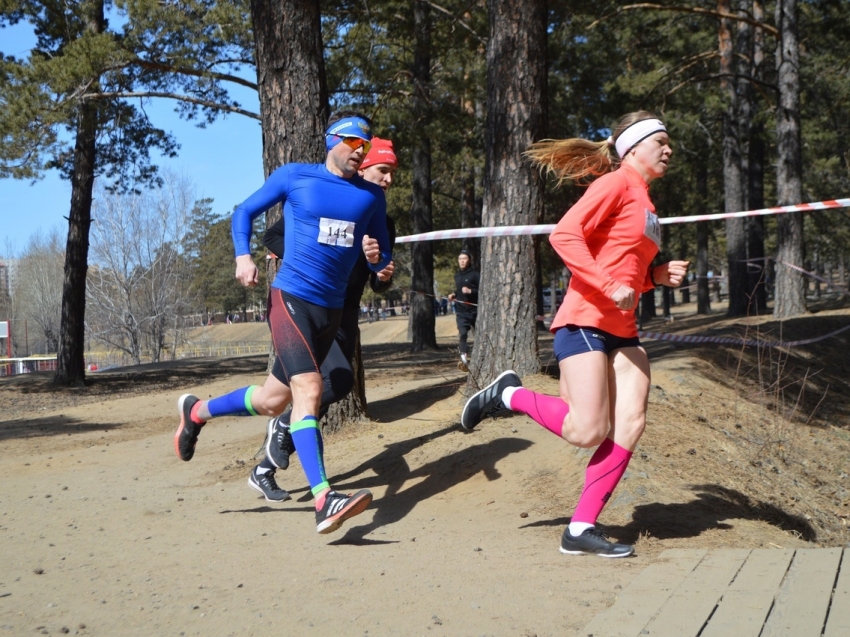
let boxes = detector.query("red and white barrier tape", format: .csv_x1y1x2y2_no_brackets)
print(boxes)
395,198,850,244
398,213,850,348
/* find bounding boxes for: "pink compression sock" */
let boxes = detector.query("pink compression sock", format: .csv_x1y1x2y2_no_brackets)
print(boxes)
508,388,569,437
571,439,633,525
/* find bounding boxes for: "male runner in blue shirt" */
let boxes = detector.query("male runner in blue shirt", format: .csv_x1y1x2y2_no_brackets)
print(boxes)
250,137,399,503
173,111,392,534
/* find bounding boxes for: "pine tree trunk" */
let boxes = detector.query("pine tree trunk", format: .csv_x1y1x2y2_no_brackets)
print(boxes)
747,130,768,311
746,0,768,312
409,0,437,352
639,289,657,325
53,0,104,387
474,0,546,382
534,240,545,329
696,161,712,314
719,0,748,317
251,0,328,175
678,232,691,304
773,0,806,318
461,162,480,265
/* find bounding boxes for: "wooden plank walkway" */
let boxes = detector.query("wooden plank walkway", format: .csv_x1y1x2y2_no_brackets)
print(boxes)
580,548,849,637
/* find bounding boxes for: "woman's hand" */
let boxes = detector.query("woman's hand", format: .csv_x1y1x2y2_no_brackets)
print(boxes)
653,261,690,287
610,284,636,310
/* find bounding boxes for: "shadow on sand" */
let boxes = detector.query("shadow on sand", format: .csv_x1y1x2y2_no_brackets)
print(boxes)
0,415,129,442
519,483,816,543
220,424,533,542
368,379,465,423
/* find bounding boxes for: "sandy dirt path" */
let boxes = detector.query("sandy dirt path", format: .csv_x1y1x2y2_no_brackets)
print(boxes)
0,366,641,637
3,312,846,636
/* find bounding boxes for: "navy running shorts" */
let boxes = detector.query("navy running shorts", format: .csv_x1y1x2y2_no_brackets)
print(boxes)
553,325,642,362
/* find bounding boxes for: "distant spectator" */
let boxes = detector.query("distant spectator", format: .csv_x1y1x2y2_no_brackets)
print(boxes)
447,249,479,371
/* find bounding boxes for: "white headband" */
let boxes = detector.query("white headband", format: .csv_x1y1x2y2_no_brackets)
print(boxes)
612,118,667,159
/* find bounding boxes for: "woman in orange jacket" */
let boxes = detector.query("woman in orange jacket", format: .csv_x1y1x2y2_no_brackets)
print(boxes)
462,111,689,557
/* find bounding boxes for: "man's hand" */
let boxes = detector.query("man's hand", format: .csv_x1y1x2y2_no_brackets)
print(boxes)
462,286,472,294
376,261,395,282
362,234,380,264
235,254,259,287
610,284,636,311
653,261,690,287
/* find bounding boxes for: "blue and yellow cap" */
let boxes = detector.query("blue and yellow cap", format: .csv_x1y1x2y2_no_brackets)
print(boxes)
325,117,372,150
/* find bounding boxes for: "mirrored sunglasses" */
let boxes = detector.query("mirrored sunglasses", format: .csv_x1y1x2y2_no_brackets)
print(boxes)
340,136,372,154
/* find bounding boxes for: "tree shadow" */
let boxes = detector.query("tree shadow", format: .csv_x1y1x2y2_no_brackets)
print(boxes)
246,424,533,544
360,341,456,367
368,379,465,423
0,415,128,442
0,355,268,395
327,433,533,545
519,483,816,544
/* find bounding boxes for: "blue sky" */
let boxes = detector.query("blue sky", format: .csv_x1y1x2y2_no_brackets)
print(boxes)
0,21,264,254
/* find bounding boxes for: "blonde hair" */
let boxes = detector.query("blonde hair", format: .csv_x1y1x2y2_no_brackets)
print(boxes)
525,110,658,187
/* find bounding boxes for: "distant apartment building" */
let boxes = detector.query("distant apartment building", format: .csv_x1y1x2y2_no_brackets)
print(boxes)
0,259,16,297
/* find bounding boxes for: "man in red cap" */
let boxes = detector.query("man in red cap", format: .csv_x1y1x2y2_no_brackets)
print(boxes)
247,137,399,503
358,136,398,192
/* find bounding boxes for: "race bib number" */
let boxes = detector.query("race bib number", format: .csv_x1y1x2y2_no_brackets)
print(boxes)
318,217,355,247
644,209,661,248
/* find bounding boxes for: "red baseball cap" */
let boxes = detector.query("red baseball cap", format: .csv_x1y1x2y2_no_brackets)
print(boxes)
359,137,398,169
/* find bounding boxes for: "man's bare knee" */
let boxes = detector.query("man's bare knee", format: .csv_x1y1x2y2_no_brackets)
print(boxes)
291,376,322,399
289,373,323,420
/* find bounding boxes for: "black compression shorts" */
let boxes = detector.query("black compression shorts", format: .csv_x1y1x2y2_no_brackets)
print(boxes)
268,289,342,385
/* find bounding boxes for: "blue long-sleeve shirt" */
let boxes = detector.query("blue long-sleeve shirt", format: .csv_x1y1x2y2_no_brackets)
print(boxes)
231,163,391,309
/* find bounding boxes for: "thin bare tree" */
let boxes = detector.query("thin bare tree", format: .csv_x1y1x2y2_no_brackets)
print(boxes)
87,172,197,363
13,230,65,354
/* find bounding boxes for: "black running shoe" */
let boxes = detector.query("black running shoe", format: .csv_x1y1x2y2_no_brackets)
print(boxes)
265,413,295,470
559,527,634,558
247,466,291,503
315,489,373,534
174,394,204,461
460,370,522,430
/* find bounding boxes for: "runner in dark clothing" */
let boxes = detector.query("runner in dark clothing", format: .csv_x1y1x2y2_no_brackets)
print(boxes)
448,249,479,371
